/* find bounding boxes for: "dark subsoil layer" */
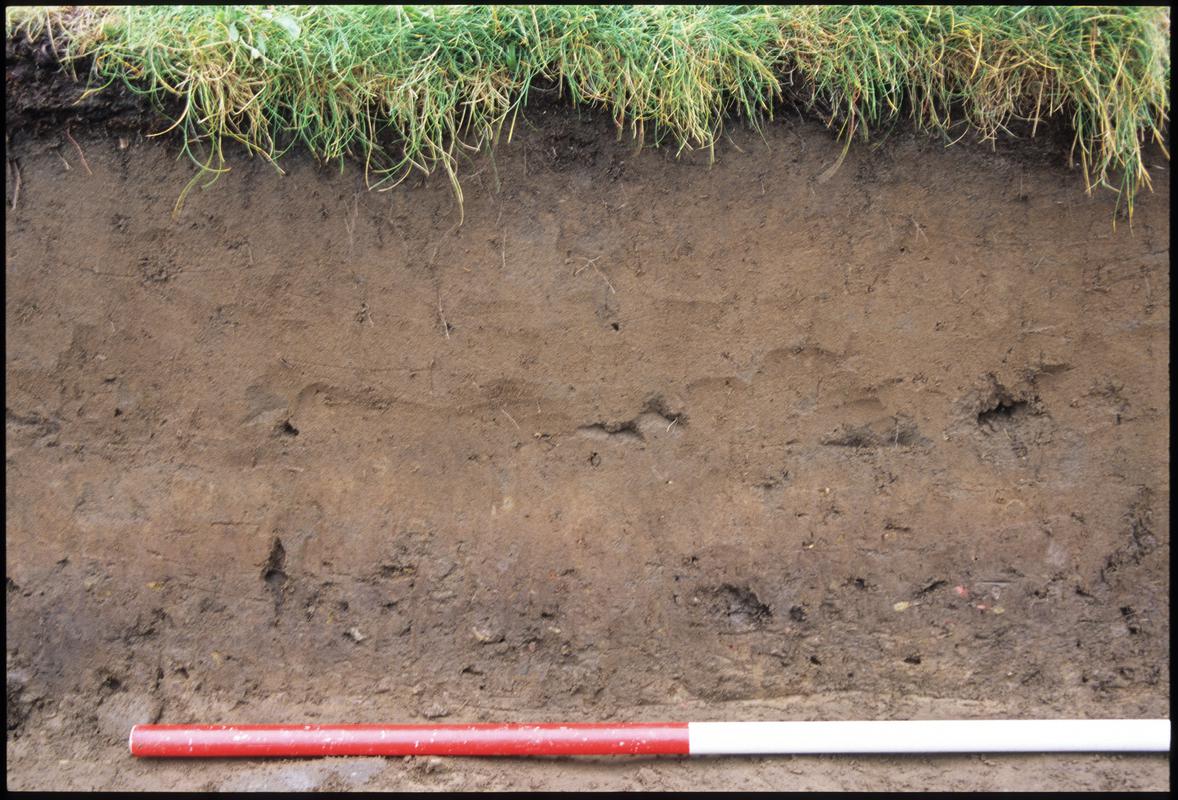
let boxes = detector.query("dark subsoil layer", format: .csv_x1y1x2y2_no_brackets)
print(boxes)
5,72,1171,790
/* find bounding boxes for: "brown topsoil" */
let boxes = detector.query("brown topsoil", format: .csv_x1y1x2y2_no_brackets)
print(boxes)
5,49,1171,792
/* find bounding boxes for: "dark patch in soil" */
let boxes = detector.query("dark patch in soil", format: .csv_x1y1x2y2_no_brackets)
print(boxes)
708,584,773,629
262,538,288,593
821,414,924,448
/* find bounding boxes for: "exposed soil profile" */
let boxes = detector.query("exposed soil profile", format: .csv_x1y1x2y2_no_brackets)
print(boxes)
5,90,1170,789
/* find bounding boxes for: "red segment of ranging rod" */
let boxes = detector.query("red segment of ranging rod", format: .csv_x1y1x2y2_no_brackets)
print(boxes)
129,723,691,758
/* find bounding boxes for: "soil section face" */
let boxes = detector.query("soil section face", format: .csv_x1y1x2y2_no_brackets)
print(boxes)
5,101,1170,790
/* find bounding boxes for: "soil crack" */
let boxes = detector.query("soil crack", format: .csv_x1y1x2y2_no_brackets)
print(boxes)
576,395,686,443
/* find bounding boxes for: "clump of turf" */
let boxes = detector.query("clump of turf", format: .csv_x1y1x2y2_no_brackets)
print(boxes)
6,5,1170,219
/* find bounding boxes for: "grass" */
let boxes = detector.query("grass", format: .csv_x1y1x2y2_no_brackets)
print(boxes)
6,5,1171,220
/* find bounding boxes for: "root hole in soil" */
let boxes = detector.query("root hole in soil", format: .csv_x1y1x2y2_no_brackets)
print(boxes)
977,398,1030,426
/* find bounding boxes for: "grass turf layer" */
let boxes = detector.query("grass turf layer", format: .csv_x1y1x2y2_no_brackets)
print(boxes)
6,5,1171,218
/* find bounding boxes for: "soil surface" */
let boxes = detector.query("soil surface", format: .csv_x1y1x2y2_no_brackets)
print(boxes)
5,69,1171,790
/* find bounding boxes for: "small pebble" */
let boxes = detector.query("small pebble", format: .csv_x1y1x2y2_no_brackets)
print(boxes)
471,625,502,643
421,703,450,719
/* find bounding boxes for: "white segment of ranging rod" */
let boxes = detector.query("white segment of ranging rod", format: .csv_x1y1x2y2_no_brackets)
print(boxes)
687,719,1171,754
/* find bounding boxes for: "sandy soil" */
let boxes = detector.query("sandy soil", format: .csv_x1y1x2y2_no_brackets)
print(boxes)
5,71,1170,791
